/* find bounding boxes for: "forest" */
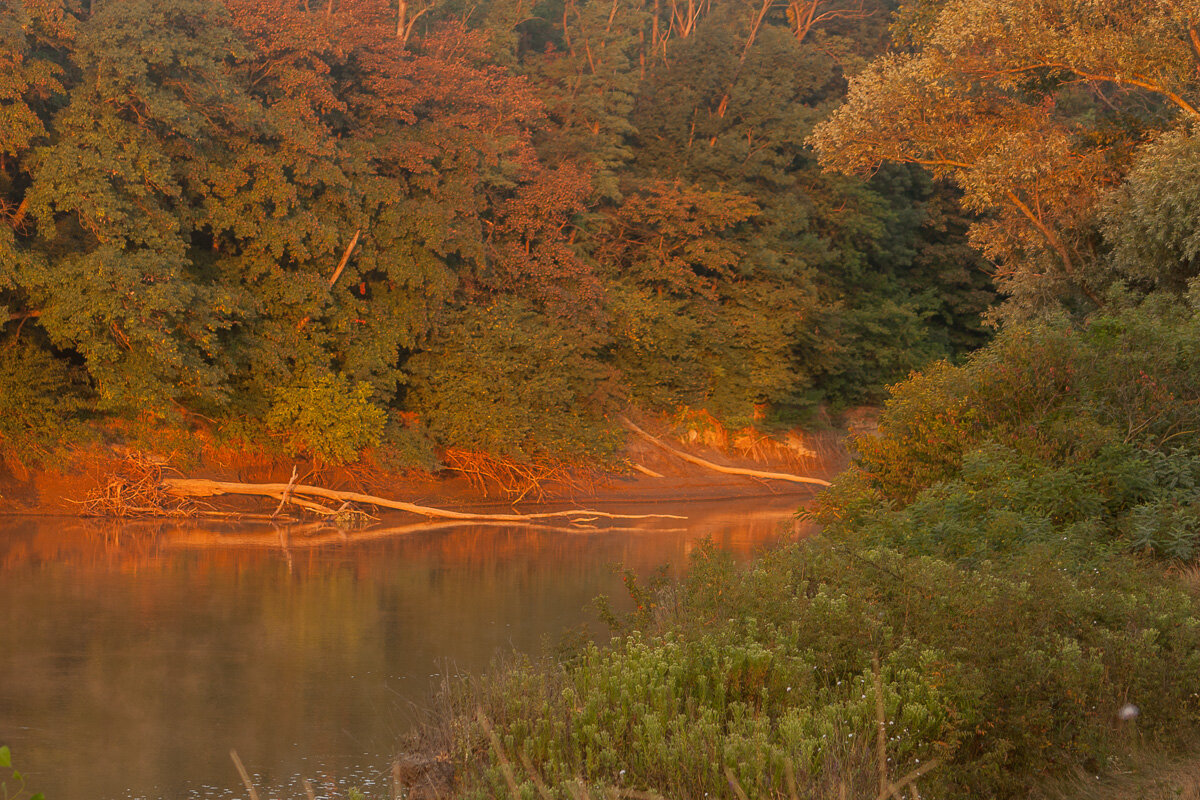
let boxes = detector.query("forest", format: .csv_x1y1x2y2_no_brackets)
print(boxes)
7,0,1200,797
1,0,997,466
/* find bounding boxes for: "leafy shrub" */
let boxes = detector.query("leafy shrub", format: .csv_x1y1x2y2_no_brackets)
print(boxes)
850,358,978,505
0,341,88,455
819,300,1200,562
405,299,618,461
434,540,1200,799
421,300,1200,800
264,371,386,465
453,613,955,799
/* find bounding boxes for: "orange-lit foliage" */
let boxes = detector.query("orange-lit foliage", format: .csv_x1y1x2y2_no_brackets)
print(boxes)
487,161,599,315
595,181,758,298
667,406,834,475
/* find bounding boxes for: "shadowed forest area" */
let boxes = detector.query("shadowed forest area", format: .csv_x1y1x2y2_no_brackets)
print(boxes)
6,0,1200,798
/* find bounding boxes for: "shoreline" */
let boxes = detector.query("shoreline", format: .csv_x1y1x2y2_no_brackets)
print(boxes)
0,425,850,521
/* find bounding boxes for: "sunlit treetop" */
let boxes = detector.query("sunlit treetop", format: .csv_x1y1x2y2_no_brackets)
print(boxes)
812,0,1200,315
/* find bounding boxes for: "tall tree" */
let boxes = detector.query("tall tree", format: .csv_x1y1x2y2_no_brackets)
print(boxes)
811,0,1200,315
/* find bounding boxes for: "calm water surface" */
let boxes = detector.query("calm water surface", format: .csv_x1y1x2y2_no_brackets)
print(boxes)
0,496,812,799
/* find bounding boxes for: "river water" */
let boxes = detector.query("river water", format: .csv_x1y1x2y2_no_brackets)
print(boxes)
0,496,811,799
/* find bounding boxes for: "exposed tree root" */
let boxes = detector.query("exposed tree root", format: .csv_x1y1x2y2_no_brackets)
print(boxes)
81,453,200,518
160,477,686,523
620,417,832,487
441,448,595,502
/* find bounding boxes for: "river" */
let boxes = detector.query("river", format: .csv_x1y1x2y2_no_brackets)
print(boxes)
0,496,812,799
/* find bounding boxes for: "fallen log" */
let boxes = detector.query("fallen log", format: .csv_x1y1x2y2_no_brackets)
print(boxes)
160,478,686,522
620,417,831,488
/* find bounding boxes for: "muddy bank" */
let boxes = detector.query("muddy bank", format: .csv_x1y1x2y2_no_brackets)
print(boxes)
0,421,856,519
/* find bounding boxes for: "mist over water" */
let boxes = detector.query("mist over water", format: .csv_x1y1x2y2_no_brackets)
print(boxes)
0,497,811,799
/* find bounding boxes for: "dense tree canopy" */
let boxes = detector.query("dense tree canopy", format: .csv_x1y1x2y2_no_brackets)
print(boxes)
812,0,1200,316
0,0,997,464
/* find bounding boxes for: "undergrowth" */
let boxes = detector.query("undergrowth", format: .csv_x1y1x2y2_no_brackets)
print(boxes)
410,299,1200,799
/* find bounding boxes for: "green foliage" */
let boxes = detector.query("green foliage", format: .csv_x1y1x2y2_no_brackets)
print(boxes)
680,544,1200,795
264,372,386,465
426,298,1200,799
456,605,955,799
0,746,45,800
801,287,946,407
830,299,1200,517
441,536,1200,799
0,340,88,453
1103,127,1200,293
406,299,617,460
0,0,994,463
616,9,987,409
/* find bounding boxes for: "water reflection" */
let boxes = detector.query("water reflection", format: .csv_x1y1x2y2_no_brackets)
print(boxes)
0,496,813,799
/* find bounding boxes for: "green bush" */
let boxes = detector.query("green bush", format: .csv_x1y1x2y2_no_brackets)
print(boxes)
264,371,386,465
405,299,618,461
818,300,1200,562
421,300,1200,800
453,608,955,799
0,341,89,455
436,540,1200,799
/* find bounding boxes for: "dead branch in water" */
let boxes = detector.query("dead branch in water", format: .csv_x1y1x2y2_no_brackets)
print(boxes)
160,477,686,523
620,417,832,487
272,465,300,518
229,750,261,800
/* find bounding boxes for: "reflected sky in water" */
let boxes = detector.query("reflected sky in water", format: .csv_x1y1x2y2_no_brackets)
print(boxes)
0,496,813,799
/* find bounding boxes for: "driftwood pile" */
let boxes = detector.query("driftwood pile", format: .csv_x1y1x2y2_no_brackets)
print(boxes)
80,453,294,521
441,447,595,502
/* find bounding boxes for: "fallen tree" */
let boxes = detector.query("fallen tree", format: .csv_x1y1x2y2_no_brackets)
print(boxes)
160,478,686,523
620,417,832,487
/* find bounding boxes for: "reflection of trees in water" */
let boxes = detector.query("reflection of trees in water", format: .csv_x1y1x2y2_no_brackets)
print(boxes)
0,499,808,799
0,498,810,571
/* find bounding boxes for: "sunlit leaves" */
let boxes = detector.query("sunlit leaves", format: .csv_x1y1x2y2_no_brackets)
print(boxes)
1102,127,1200,291
812,0,1200,314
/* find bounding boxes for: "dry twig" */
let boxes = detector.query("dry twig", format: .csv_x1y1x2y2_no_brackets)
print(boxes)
81,452,199,517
